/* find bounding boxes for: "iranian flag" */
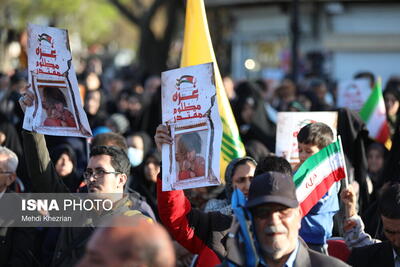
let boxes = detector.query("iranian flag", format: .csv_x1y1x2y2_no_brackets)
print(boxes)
359,78,391,148
293,140,346,216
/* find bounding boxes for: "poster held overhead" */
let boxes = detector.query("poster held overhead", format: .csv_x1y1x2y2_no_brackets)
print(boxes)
161,63,222,191
180,0,246,180
336,79,371,112
23,24,92,137
275,111,338,169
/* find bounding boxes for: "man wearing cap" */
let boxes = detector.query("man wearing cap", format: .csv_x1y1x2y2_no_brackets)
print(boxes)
221,172,349,266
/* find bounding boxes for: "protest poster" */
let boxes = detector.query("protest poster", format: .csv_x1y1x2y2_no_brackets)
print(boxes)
275,112,338,168
23,24,92,137
336,79,371,112
161,63,222,191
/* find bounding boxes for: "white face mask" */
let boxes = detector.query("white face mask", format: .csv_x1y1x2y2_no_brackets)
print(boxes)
127,147,144,167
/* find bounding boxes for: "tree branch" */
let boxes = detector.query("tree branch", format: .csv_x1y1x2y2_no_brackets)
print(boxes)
107,0,140,25
143,0,164,24
161,0,180,48
133,0,144,11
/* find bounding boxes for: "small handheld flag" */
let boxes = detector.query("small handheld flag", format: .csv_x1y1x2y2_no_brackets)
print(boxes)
294,139,346,216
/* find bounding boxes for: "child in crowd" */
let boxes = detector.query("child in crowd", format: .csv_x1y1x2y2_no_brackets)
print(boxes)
175,132,205,180
42,87,76,127
297,122,340,254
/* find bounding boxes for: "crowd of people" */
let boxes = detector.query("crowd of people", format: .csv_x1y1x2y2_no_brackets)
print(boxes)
1,56,400,267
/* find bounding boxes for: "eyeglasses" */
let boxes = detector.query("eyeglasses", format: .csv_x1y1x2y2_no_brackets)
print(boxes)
252,206,295,220
83,169,121,181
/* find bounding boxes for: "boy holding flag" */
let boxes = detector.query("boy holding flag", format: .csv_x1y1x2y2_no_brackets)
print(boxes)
295,122,346,254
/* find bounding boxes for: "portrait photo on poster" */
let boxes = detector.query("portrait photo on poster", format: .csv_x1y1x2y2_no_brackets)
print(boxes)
161,62,222,191
39,85,77,128
23,24,92,137
30,74,81,136
171,121,212,189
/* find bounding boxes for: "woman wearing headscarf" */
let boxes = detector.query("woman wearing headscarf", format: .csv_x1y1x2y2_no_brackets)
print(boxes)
40,143,81,266
204,157,257,215
129,150,161,218
49,143,81,192
383,87,400,138
233,81,276,151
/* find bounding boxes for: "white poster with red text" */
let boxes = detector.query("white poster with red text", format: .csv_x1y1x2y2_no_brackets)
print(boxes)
337,79,371,112
161,63,222,191
23,24,91,137
275,112,338,169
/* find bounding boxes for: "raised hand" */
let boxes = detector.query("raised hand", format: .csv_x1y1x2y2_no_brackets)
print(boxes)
340,184,357,218
18,84,35,112
154,124,173,153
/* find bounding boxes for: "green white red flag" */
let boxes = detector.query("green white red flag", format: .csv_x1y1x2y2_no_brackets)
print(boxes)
359,78,391,149
293,140,346,216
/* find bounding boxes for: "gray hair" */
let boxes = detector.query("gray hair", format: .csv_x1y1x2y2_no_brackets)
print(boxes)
0,146,18,172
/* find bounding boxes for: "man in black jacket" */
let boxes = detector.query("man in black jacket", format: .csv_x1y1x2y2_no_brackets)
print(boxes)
348,182,400,267
0,146,39,266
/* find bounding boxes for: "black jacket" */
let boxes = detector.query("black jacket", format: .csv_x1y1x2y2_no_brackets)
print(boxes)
348,241,395,267
0,190,40,267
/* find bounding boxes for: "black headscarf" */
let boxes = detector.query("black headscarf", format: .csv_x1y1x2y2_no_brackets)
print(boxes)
49,144,81,192
233,82,276,151
224,156,257,202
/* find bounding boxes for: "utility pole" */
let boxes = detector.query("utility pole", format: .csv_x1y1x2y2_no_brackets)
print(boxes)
290,0,300,85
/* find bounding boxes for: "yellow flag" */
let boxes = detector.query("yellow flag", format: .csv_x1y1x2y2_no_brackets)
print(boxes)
180,0,246,180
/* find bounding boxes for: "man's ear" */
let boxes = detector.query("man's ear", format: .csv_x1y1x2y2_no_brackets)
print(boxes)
118,173,128,189
296,207,303,229
298,208,303,217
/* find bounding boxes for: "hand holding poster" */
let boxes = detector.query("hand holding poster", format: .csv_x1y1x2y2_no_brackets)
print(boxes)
23,24,91,137
161,63,222,191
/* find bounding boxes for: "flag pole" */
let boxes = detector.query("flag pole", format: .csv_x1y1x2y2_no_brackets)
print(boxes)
338,135,349,188
338,135,352,218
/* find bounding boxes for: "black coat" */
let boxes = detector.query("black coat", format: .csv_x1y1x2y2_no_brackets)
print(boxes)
348,241,395,267
337,108,370,213
0,190,40,266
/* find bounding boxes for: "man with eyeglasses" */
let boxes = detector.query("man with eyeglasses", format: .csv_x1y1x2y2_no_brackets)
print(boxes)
0,146,39,266
19,90,149,267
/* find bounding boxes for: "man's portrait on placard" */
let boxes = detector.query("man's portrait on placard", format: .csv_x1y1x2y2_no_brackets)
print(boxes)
174,130,207,181
39,86,77,128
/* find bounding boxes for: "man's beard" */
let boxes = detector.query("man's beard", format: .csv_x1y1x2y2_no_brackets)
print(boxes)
260,225,288,260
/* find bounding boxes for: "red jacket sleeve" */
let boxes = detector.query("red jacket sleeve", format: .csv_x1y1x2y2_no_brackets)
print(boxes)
157,176,207,253
157,174,233,257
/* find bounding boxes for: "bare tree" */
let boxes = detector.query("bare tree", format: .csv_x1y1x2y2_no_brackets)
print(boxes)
108,0,182,78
